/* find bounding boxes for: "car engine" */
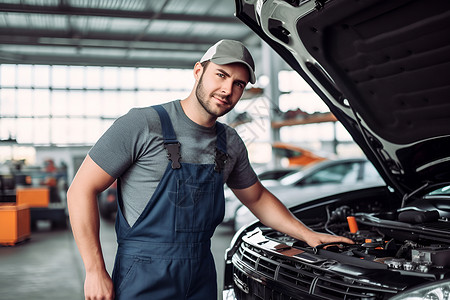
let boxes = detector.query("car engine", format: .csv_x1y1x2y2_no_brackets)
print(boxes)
229,194,450,299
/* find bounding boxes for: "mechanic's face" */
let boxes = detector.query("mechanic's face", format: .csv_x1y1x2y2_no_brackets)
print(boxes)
195,61,249,118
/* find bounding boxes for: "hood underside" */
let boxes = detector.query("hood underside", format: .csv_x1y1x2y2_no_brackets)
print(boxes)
236,0,450,196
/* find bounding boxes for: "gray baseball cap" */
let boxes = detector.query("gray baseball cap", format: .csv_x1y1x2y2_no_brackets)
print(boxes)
200,39,256,84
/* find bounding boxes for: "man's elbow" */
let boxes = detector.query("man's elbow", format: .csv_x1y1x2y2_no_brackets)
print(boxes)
66,182,94,207
66,184,80,210
235,181,267,206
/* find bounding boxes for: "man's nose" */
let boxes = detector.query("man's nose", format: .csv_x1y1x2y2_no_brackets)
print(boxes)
220,79,233,95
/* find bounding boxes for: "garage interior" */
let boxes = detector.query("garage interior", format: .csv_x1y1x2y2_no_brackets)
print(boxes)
0,1,362,299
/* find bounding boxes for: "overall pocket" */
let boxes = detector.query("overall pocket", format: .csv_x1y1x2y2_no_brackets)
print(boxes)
114,255,152,296
175,179,214,232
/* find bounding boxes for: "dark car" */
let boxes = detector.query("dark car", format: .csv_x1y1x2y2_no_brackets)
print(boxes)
224,0,450,299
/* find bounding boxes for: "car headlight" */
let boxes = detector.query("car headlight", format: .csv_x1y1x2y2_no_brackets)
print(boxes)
390,279,450,300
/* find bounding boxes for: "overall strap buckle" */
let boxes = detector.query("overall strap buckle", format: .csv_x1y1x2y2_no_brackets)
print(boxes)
153,105,182,170
164,142,181,169
214,147,228,173
214,122,228,173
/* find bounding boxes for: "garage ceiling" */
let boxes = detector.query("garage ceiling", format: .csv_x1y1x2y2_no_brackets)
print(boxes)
0,0,261,69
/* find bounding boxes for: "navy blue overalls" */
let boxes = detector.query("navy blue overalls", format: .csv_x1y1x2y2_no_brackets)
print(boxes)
112,105,227,299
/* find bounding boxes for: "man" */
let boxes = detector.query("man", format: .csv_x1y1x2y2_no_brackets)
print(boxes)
67,39,352,300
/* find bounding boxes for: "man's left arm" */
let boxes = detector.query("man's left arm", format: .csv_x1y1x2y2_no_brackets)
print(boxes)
232,180,353,247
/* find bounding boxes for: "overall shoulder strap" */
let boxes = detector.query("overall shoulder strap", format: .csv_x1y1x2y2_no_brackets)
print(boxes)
153,105,178,144
214,122,228,173
215,122,227,154
153,105,181,169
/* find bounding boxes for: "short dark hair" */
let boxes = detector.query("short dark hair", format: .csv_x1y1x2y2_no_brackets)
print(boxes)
200,60,210,70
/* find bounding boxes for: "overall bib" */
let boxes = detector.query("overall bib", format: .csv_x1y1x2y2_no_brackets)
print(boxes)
112,105,227,299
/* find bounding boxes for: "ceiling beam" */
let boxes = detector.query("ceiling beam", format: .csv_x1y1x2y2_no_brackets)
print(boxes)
0,35,214,52
0,3,241,24
0,52,196,69
0,28,230,46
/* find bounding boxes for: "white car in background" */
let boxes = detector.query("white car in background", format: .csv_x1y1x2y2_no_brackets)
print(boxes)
230,157,383,231
223,167,300,225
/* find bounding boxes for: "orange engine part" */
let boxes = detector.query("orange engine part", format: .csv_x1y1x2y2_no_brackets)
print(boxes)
347,216,359,233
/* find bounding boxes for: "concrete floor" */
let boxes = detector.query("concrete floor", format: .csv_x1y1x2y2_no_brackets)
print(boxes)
0,219,235,300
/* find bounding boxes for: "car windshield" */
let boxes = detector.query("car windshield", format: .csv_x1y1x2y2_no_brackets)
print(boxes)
278,170,306,186
278,160,383,186
258,169,299,181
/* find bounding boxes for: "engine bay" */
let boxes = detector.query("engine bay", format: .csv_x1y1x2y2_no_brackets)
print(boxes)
244,205,450,280
229,188,450,299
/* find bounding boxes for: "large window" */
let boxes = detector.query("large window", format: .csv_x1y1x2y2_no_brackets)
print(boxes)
0,64,192,145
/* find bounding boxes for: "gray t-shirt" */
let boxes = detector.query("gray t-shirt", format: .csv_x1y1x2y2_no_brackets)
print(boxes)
89,100,258,226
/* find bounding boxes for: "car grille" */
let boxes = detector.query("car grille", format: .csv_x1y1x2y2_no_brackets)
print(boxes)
233,242,398,300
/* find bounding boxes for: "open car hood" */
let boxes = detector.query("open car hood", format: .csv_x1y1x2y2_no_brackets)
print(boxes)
235,0,450,199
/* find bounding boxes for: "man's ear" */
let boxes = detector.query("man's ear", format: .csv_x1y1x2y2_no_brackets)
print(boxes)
193,62,203,81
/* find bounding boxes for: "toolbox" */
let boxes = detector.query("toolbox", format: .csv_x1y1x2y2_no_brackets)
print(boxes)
0,203,30,246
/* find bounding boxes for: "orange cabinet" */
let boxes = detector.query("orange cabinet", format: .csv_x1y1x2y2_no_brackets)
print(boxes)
16,188,50,207
0,204,30,246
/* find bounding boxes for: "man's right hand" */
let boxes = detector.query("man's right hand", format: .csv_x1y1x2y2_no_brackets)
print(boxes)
84,270,115,300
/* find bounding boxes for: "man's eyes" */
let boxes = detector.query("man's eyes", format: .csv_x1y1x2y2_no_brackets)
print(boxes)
235,82,244,89
216,72,245,88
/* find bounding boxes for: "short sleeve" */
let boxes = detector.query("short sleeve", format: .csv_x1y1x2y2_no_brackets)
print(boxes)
225,130,258,189
89,108,149,178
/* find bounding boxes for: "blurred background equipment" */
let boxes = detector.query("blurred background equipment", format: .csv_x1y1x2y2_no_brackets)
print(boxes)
98,180,118,221
0,158,68,230
0,203,30,246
